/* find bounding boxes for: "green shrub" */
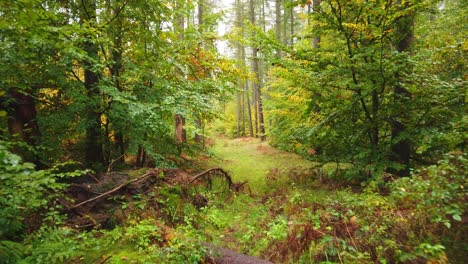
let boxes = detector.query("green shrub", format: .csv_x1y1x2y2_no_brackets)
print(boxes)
0,143,88,239
276,153,466,263
0,141,89,261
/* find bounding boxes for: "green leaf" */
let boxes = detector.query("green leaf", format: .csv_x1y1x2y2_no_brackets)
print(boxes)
452,214,461,221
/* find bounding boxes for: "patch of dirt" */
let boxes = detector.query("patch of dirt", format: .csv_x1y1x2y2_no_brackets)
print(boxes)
255,144,276,155
205,243,273,264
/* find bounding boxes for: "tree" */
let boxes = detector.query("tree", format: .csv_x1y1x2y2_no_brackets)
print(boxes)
79,0,104,167
389,0,415,176
249,0,266,141
262,0,464,176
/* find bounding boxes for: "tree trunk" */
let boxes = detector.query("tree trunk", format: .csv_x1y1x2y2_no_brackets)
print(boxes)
175,114,187,143
312,0,321,49
6,90,40,146
175,0,187,144
275,0,282,58
80,0,104,168
390,1,414,177
289,1,294,46
245,82,254,137
6,89,42,166
110,14,125,164
194,0,204,142
241,88,246,136
236,92,242,138
249,0,266,141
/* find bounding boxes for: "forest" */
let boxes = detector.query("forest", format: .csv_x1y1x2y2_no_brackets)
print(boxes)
0,0,466,263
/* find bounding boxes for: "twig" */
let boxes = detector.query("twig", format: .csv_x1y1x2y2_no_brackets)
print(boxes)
87,173,100,183
68,172,152,210
107,154,125,173
97,255,112,264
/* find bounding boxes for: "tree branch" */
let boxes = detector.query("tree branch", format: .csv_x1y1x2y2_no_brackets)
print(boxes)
68,172,152,210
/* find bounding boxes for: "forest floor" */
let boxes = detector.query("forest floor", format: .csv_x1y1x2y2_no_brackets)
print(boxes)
207,136,318,192
199,136,332,261
37,135,464,263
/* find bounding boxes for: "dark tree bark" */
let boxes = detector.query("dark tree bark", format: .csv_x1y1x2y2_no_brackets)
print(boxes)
175,114,187,143
6,90,40,147
80,0,104,168
390,1,414,177
109,14,126,164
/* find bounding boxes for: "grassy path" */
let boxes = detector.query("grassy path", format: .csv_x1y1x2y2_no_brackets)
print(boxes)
208,136,317,193
201,136,328,258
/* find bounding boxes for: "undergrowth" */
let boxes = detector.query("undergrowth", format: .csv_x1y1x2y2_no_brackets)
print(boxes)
1,138,466,263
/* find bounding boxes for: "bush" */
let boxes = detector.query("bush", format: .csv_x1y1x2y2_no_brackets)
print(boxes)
0,141,89,261
268,153,466,263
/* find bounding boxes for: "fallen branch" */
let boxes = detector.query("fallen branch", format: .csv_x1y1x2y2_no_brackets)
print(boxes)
107,154,125,173
97,255,112,264
190,167,232,186
68,172,152,210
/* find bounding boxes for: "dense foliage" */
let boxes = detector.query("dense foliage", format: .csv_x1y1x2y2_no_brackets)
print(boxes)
0,0,235,170
262,0,466,176
0,0,465,263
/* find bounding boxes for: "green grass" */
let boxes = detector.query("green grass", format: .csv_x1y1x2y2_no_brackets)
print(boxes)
209,137,317,193
198,136,332,257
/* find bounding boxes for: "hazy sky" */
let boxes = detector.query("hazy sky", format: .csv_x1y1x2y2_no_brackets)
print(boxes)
215,0,235,55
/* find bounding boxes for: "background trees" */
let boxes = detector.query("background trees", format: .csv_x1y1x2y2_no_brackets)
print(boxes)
225,0,465,177
1,0,235,170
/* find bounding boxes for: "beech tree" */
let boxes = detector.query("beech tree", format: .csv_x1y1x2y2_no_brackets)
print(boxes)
262,0,465,176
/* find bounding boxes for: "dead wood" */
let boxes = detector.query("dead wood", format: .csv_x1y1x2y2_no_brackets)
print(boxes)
190,167,233,187
87,173,100,183
97,255,112,264
68,172,153,210
232,181,249,192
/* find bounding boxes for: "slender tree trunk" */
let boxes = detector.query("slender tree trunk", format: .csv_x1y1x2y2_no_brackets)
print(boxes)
245,82,254,137
80,0,103,168
136,145,141,167
390,1,414,177
252,83,258,137
236,91,242,138
312,0,321,49
282,1,288,45
235,0,244,138
290,1,294,46
241,88,246,136
194,0,204,143
249,0,265,141
110,13,125,164
175,0,187,144
275,0,282,58
175,114,186,143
